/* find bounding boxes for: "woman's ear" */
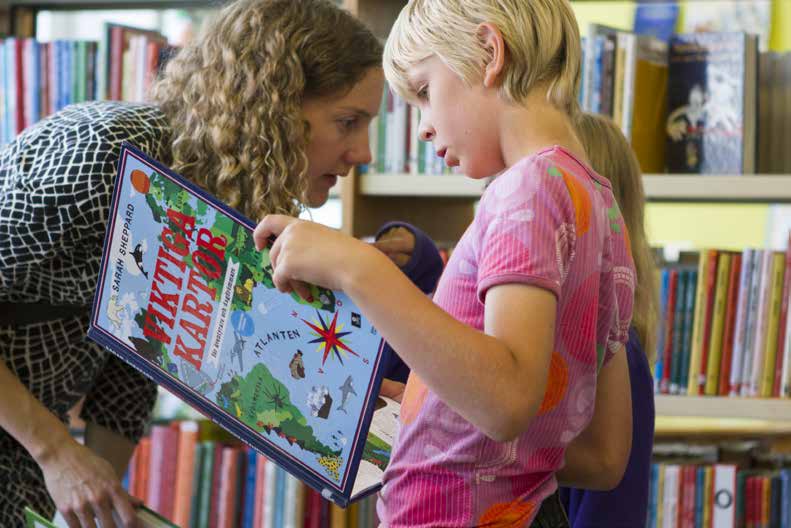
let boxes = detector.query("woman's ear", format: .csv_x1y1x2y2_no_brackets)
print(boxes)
478,22,506,89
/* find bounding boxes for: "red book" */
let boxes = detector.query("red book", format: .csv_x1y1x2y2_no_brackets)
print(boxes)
109,26,124,100
661,268,679,394
14,38,25,134
698,249,720,394
719,253,742,395
773,231,791,396
680,465,697,528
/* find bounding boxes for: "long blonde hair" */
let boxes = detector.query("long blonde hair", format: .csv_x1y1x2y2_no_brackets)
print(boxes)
576,112,659,362
383,0,581,116
152,0,382,220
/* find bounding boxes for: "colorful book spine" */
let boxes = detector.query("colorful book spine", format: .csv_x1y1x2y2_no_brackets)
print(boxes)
730,248,755,395
688,250,713,395
705,252,732,395
761,252,786,396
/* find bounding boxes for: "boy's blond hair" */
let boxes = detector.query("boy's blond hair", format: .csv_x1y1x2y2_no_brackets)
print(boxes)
576,112,659,363
383,0,581,116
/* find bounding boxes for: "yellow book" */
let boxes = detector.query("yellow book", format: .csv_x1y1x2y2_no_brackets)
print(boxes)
347,502,359,528
763,475,772,526
330,503,347,528
705,252,732,395
630,37,668,173
760,252,786,396
688,250,712,394
612,35,627,129
703,467,714,527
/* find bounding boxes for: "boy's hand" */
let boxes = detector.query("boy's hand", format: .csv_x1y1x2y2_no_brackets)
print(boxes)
253,215,377,294
373,226,415,268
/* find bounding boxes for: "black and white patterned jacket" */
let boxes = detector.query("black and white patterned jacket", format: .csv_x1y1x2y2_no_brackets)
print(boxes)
0,101,171,525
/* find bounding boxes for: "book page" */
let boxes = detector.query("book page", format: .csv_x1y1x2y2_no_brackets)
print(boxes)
351,396,400,499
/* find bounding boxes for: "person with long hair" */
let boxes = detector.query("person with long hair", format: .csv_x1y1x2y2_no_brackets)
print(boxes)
0,1,383,525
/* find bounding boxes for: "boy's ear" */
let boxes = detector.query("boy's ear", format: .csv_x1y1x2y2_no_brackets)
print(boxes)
478,22,505,88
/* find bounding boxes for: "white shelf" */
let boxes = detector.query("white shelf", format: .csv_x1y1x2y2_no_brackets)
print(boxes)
358,173,791,202
359,174,487,197
642,175,791,202
655,395,791,438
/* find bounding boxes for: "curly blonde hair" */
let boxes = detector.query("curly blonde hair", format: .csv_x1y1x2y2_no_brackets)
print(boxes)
576,112,659,363
152,0,382,220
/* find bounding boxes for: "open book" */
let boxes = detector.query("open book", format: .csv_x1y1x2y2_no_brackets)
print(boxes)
25,506,176,528
87,143,398,507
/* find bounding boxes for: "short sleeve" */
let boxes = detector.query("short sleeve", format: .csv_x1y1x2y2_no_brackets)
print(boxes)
475,158,577,303
80,354,158,443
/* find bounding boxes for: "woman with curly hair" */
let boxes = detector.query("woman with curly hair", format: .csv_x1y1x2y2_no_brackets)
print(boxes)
0,0,382,526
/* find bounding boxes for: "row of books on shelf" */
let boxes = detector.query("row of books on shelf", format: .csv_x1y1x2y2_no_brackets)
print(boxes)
582,25,791,176
647,440,791,528
362,28,791,178
0,23,171,145
124,420,377,528
646,462,791,528
654,233,791,399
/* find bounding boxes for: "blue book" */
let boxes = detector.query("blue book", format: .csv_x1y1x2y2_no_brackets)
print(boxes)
647,463,658,528
670,268,688,393
633,2,679,42
87,144,393,507
781,469,791,528
694,466,705,527
241,448,257,528
654,268,670,391
679,268,698,393
273,466,286,528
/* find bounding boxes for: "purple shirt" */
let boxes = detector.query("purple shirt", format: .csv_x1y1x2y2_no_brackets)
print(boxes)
560,327,655,527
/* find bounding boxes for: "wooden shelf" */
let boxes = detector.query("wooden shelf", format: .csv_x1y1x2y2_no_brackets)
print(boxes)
655,395,791,438
359,173,791,202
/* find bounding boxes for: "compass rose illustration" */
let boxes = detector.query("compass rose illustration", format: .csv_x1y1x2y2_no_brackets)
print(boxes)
302,310,358,366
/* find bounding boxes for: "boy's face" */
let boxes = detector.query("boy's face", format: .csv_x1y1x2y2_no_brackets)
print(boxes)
302,68,385,207
408,55,505,179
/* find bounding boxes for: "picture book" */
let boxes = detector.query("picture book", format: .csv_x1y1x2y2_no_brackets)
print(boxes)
25,505,177,528
87,143,395,507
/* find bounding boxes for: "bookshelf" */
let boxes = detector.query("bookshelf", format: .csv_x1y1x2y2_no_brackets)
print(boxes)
359,173,791,203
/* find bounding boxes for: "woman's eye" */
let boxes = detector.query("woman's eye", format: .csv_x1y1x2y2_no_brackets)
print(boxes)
417,85,429,101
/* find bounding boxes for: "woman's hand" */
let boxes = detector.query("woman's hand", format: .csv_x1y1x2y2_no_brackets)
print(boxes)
373,226,415,268
253,215,379,295
38,440,138,528
380,379,406,403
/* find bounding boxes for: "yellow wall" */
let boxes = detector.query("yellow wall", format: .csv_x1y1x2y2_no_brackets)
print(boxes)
645,203,768,250
770,0,791,51
572,2,635,35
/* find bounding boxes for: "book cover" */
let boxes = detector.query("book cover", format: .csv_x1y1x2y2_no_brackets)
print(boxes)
87,143,392,506
26,505,179,528
665,32,758,174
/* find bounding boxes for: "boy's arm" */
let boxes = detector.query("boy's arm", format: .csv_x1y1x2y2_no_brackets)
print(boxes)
556,347,632,490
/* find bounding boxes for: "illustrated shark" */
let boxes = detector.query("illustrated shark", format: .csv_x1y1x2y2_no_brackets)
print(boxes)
337,375,357,414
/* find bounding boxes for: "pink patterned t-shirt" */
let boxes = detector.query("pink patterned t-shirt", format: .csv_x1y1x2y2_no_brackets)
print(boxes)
376,147,636,527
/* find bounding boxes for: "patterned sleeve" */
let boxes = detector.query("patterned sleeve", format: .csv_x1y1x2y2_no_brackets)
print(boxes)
0,103,170,304
80,350,158,443
475,157,577,302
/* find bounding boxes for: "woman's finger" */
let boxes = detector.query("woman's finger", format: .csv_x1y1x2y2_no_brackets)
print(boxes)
92,495,115,528
60,510,81,528
372,237,413,254
112,488,140,528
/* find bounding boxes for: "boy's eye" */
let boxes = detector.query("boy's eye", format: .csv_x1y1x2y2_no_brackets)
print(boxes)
337,118,358,131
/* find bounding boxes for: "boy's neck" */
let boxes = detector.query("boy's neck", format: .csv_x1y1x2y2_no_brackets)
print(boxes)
498,91,588,169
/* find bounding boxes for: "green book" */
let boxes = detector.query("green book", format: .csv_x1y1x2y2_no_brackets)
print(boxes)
25,505,178,528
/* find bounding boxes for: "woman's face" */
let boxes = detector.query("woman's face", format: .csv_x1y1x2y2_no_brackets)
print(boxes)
301,68,385,207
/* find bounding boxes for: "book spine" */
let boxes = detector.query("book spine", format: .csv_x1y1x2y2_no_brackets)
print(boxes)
774,233,791,396
730,248,754,395
704,253,728,395
688,250,711,395
761,252,785,396
718,253,742,395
